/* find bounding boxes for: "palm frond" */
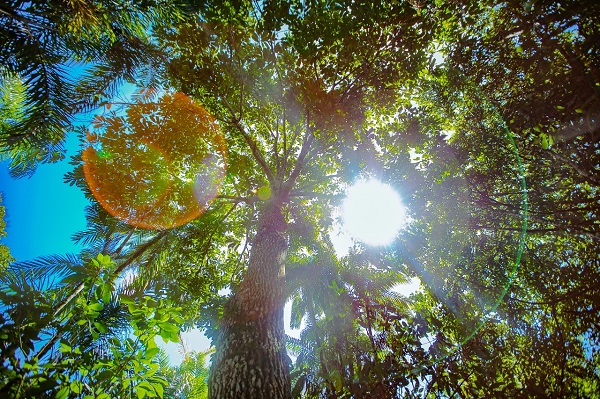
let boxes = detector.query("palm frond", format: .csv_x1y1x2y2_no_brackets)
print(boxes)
72,203,152,261
0,19,74,177
2,253,83,291
379,287,412,310
0,0,188,176
74,36,163,114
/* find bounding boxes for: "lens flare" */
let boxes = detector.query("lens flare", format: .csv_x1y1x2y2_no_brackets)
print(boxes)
83,92,227,229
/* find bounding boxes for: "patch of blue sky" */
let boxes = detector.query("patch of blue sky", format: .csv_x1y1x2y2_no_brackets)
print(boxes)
0,132,88,261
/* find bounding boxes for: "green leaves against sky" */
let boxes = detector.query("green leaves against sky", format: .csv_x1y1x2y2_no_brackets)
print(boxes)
1,0,599,398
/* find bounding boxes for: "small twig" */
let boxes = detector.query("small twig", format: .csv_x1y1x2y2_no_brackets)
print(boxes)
289,191,343,201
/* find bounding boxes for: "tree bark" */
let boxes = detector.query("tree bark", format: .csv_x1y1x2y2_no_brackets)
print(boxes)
208,202,291,399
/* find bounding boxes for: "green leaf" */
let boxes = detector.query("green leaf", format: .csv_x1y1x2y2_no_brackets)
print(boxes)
88,302,104,312
70,381,82,394
541,134,549,150
88,311,100,319
158,322,180,342
58,342,72,353
128,303,139,314
539,133,554,149
100,284,112,303
94,321,109,334
145,363,159,377
120,294,136,305
154,311,170,323
55,386,70,399
138,381,157,397
154,383,164,399
96,253,113,267
146,347,160,358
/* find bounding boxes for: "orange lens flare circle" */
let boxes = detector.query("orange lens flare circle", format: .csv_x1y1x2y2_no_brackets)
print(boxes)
83,92,227,229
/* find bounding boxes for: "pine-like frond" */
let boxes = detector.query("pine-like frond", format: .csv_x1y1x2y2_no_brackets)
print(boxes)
0,0,191,176
74,36,163,114
2,253,83,291
0,9,74,177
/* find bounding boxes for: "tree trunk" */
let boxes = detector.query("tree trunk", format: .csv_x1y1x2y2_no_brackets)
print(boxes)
208,203,291,399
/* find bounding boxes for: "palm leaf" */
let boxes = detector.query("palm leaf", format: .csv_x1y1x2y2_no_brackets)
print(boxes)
0,0,189,176
2,253,83,291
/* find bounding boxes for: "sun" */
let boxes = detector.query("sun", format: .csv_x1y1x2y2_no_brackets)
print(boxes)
341,179,409,246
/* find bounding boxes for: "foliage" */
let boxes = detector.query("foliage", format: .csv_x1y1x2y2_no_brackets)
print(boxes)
286,251,429,398
0,0,192,177
0,253,182,399
159,348,213,399
0,194,14,272
82,92,227,229
406,1,600,396
0,0,599,398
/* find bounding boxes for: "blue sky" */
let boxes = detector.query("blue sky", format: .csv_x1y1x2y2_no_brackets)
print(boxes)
0,134,88,261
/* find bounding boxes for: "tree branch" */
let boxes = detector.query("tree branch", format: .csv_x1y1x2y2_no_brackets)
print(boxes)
222,98,276,185
109,230,169,282
289,191,343,201
35,231,169,362
547,150,600,185
216,194,256,204
284,123,315,194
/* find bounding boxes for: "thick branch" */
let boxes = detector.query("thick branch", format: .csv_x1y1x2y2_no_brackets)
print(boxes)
283,128,315,194
236,120,276,184
223,98,276,185
547,150,600,185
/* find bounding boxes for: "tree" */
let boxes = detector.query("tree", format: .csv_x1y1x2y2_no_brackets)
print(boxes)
1,0,599,398
0,0,192,177
150,3,435,397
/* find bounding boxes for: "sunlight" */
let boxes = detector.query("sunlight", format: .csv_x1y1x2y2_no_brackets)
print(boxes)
341,179,409,246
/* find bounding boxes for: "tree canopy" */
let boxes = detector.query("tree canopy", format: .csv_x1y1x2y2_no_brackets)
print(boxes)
1,0,599,398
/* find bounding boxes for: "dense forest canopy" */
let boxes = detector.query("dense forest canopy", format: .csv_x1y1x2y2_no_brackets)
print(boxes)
1,0,599,398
